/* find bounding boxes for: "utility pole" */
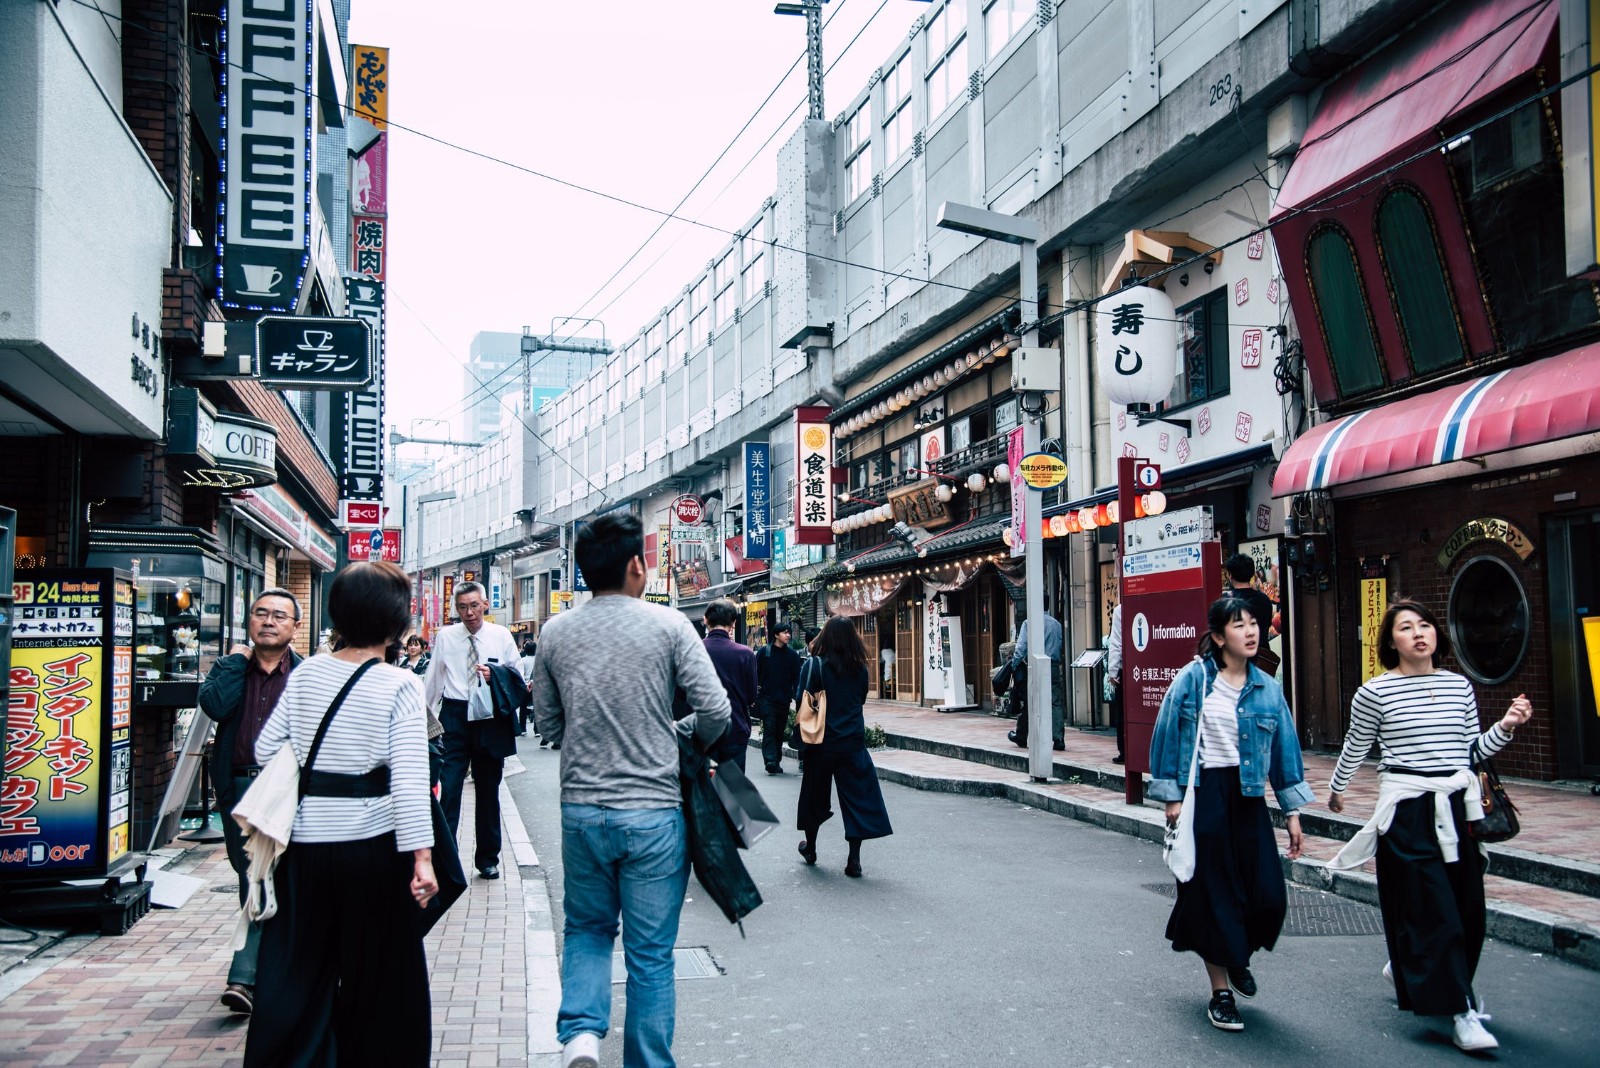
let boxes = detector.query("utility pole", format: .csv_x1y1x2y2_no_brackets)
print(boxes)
775,0,829,121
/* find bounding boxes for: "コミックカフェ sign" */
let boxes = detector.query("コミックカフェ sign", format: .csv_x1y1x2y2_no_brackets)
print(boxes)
255,316,372,389
220,0,312,311
1437,517,1535,569
794,406,833,545
338,278,385,500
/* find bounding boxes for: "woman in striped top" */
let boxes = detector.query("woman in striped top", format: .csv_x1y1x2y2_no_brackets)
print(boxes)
244,561,438,1068
1328,598,1532,1054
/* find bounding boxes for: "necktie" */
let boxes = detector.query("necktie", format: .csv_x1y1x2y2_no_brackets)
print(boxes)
467,634,480,683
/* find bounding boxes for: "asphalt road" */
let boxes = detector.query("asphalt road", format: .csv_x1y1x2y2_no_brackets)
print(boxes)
506,738,1600,1067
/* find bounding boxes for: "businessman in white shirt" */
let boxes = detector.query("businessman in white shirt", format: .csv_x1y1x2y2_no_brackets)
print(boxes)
424,581,521,878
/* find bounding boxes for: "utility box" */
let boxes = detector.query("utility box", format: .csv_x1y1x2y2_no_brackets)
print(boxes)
1011,346,1062,393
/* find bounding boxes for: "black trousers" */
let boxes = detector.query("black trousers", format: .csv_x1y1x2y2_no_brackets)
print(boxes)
244,833,431,1067
757,697,790,770
438,698,504,869
1109,680,1126,759
1376,790,1486,1016
797,745,894,840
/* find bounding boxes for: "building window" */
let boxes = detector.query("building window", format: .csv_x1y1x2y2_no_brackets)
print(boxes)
983,0,1029,61
884,102,913,164
1168,289,1230,408
883,52,913,163
741,240,767,304
1448,555,1530,685
1376,187,1467,376
646,321,664,353
843,103,871,201
519,577,536,604
689,309,708,350
666,303,683,336
1307,225,1386,397
926,0,968,118
715,283,738,325
645,351,663,381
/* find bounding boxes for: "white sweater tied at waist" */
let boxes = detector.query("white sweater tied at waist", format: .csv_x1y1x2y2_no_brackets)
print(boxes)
1328,768,1483,871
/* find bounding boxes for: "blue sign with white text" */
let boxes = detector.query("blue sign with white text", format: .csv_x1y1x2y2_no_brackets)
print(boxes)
743,442,771,560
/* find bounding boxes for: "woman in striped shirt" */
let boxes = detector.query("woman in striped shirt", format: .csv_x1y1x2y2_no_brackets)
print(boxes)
244,561,438,1068
1328,598,1532,1054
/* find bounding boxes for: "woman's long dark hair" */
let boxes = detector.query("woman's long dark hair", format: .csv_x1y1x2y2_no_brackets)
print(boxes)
1196,595,1257,668
811,615,868,678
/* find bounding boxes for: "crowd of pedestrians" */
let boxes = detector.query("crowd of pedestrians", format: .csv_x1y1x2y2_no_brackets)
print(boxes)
200,527,1534,1066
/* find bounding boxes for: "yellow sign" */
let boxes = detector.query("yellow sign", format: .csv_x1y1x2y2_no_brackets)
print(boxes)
548,591,573,614
1360,572,1387,683
744,600,768,636
350,45,389,129
1018,452,1067,489
1583,616,1600,719
658,524,671,578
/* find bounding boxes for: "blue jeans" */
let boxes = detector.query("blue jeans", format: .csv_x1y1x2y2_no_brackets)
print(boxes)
558,804,689,1067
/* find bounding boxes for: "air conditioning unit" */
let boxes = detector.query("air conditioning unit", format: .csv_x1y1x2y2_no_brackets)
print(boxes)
1471,105,1542,192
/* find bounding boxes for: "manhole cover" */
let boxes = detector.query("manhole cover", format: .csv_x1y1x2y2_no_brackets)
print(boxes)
612,946,720,984
1141,882,1385,937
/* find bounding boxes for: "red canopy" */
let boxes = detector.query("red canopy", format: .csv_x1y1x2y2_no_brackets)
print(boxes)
1274,0,1556,214
1273,346,1600,496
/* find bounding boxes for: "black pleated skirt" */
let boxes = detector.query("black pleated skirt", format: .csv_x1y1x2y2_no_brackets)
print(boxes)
1376,789,1486,1016
1165,765,1287,969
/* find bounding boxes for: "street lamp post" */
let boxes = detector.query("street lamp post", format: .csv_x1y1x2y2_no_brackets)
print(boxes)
934,202,1052,781
415,490,456,628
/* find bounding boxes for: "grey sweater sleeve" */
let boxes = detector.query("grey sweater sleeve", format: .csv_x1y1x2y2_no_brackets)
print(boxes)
674,616,732,746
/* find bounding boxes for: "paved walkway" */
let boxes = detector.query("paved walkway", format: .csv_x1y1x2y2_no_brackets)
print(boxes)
0,774,554,1067
853,699,1600,962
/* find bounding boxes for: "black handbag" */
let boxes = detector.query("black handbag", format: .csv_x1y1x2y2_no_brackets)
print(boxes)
419,796,467,934
1467,757,1520,844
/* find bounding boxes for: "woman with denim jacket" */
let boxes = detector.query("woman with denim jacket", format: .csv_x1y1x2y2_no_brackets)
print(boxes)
1148,596,1313,1033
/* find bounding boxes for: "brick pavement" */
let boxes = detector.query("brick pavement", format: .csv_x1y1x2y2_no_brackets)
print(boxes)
0,779,547,1067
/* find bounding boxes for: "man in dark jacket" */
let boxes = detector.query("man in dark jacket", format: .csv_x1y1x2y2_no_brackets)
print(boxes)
702,598,757,771
755,620,801,774
197,587,301,1016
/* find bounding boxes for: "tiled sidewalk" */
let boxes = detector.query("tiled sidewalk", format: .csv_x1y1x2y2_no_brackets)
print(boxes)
0,784,535,1067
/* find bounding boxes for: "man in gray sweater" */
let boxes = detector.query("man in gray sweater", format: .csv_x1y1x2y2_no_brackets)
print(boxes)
531,511,730,1068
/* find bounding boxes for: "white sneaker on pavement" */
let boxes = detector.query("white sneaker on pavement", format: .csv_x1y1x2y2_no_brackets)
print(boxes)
1382,960,1392,981
1452,1008,1499,1052
561,1032,600,1068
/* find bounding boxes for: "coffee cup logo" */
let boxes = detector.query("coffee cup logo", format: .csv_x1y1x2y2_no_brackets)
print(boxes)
298,329,334,351
240,264,283,295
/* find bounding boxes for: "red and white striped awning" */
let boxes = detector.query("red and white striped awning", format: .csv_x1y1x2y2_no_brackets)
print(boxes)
1272,345,1600,496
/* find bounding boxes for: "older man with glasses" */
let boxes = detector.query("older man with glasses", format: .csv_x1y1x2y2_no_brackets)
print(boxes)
198,587,303,1016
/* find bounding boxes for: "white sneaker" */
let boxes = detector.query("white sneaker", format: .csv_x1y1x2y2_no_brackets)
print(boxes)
561,1032,601,1068
1452,1009,1499,1052
1382,960,1392,981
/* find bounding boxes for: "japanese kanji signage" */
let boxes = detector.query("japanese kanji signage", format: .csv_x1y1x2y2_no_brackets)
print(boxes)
794,406,833,545
255,316,372,389
1094,285,1177,407
338,278,385,500
220,0,312,311
350,44,389,129
352,215,387,280
1008,426,1026,559
347,528,402,564
3,570,133,879
743,442,772,560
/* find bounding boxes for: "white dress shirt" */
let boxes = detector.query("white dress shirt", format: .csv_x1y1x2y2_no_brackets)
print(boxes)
424,620,521,708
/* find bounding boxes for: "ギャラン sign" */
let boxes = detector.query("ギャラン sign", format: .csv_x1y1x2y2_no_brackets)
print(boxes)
1018,452,1067,490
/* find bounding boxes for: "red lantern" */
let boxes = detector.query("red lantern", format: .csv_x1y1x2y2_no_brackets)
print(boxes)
1094,503,1111,527
1041,519,1053,539
1065,514,1081,534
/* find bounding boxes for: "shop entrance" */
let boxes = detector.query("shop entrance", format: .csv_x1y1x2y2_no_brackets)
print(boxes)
1548,511,1600,781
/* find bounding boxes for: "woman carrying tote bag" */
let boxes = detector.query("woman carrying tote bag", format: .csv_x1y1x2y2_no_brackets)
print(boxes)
794,616,893,877
1327,598,1532,1054
1147,596,1312,1034
244,561,438,1067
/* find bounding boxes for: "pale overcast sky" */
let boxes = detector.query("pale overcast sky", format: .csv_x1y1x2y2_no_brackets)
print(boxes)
348,0,918,441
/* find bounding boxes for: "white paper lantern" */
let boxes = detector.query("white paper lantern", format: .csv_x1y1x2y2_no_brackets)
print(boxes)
1143,489,1168,515
935,483,953,503
993,462,1010,482
1095,284,1178,407
879,504,893,522
1079,507,1098,530
912,381,927,399
1050,515,1069,536
948,361,964,381
921,374,936,393
1002,525,1015,547
966,472,986,492
1105,500,1120,524
932,369,945,387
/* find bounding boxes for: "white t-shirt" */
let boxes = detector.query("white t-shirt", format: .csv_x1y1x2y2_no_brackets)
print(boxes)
1197,675,1242,769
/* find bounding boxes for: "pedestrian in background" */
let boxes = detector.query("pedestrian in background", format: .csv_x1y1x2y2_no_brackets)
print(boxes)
795,616,893,878
1106,601,1126,764
701,598,757,772
519,637,538,684
398,634,431,675
198,587,302,1016
1148,595,1312,1033
1009,604,1065,750
530,511,729,1068
244,561,436,1067
424,581,520,880
1327,599,1532,1053
756,621,802,774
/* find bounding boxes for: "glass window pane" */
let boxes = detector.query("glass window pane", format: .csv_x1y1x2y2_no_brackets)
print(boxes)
1377,188,1467,375
1307,227,1386,396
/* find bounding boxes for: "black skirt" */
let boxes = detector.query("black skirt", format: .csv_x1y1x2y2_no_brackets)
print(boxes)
796,745,894,840
1165,765,1287,969
1376,789,1486,1016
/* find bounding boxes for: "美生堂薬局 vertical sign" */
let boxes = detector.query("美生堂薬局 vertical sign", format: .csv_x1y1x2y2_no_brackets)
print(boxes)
794,407,833,546
220,0,312,312
743,442,772,559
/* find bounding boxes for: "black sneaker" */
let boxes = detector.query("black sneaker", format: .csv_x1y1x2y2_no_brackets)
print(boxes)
1227,966,1257,1000
1207,990,1244,1031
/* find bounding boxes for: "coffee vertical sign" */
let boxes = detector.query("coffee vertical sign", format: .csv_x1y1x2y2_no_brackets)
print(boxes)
339,278,385,500
220,0,313,312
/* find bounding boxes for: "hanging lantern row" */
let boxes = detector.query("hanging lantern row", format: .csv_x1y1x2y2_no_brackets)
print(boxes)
837,338,1014,440
999,491,1169,546
829,553,1007,590
832,504,895,534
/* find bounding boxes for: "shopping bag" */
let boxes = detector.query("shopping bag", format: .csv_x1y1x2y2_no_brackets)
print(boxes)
419,796,468,935
710,760,780,849
466,678,494,722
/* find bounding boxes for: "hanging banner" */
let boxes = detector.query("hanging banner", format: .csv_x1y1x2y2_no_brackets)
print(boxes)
1008,426,1026,559
794,406,834,545
743,442,772,559
220,0,311,311
923,585,946,699
350,44,389,129
658,524,672,578
352,215,387,280
3,570,134,879
1359,556,1388,683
